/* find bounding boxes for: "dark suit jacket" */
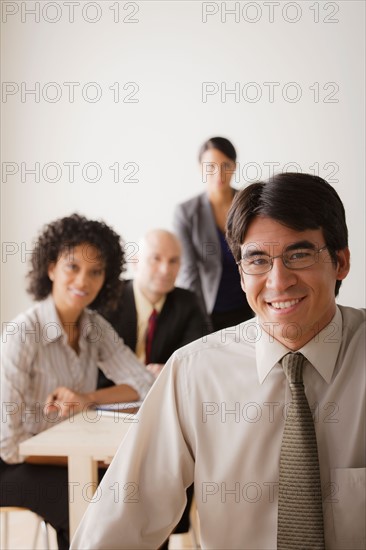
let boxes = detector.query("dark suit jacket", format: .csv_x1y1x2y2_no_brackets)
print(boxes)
98,280,211,388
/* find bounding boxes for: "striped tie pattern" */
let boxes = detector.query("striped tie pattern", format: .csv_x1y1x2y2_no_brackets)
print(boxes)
277,352,325,549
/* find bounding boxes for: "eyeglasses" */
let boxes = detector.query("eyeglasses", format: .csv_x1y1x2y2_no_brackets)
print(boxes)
237,245,328,275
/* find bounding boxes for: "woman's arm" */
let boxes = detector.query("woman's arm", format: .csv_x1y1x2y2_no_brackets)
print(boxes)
1,313,40,464
95,313,154,400
26,455,68,466
43,383,140,419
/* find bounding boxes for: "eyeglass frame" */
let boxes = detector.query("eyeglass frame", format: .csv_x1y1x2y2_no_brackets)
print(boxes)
236,245,329,275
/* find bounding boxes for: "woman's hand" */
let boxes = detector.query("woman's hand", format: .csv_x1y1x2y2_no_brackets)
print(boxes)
44,386,94,419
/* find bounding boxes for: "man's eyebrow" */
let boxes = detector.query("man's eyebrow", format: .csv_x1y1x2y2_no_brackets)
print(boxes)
285,240,319,251
242,240,319,258
242,248,267,258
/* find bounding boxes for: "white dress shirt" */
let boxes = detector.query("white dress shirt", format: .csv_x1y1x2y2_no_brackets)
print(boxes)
1,296,154,464
71,305,365,550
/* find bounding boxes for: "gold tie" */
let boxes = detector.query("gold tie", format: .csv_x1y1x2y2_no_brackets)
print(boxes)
277,353,325,549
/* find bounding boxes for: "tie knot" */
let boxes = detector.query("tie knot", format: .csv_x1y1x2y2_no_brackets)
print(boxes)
281,352,305,385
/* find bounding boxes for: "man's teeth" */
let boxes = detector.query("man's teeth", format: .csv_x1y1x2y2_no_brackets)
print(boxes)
271,299,301,309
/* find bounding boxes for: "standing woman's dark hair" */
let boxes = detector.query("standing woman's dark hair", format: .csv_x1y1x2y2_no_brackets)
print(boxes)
174,136,253,331
27,213,125,314
198,136,237,163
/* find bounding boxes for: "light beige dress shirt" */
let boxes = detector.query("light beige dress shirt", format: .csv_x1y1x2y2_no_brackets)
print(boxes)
133,281,165,362
71,305,365,550
1,295,154,464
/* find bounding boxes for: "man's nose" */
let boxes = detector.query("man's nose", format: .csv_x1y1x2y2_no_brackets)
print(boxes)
266,257,298,291
158,262,169,275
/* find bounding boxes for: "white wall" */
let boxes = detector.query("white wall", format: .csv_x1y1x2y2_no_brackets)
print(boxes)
1,0,365,322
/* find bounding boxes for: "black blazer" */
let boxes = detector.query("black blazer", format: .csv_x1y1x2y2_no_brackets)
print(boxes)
98,280,211,388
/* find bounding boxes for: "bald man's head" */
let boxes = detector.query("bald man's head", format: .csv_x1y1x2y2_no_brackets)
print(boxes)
134,229,181,304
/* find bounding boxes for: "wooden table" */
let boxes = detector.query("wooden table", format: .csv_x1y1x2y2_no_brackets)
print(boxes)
19,411,135,537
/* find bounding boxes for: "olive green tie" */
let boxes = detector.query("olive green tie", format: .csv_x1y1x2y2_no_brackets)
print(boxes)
277,352,325,549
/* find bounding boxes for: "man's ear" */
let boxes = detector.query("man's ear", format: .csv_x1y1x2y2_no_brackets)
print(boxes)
335,247,350,281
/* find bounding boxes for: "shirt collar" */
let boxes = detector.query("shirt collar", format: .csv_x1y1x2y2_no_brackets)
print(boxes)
37,295,64,344
133,280,166,319
255,306,343,384
37,295,94,345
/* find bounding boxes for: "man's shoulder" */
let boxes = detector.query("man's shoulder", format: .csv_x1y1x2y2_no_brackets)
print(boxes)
338,305,366,341
105,280,134,316
119,279,134,300
168,286,199,302
172,318,257,360
166,287,207,319
339,304,366,327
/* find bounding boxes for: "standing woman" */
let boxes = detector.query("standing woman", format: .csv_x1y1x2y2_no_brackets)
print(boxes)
174,137,253,331
0,214,153,549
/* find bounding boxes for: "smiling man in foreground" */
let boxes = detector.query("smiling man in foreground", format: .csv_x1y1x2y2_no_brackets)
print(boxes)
71,173,365,550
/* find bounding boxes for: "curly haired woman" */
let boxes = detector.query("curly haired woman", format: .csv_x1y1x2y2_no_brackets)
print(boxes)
0,213,154,549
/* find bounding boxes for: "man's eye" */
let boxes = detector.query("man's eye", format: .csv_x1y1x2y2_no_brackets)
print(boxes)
245,256,270,266
253,257,270,266
66,263,78,270
289,251,312,260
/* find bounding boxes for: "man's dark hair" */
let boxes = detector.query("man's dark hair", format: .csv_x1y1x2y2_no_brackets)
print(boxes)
226,172,348,296
27,213,125,314
198,136,237,163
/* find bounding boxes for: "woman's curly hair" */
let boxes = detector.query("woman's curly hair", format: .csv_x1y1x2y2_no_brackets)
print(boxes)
27,213,125,314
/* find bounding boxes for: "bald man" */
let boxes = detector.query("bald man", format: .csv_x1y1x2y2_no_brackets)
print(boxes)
98,229,210,385
97,230,210,546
